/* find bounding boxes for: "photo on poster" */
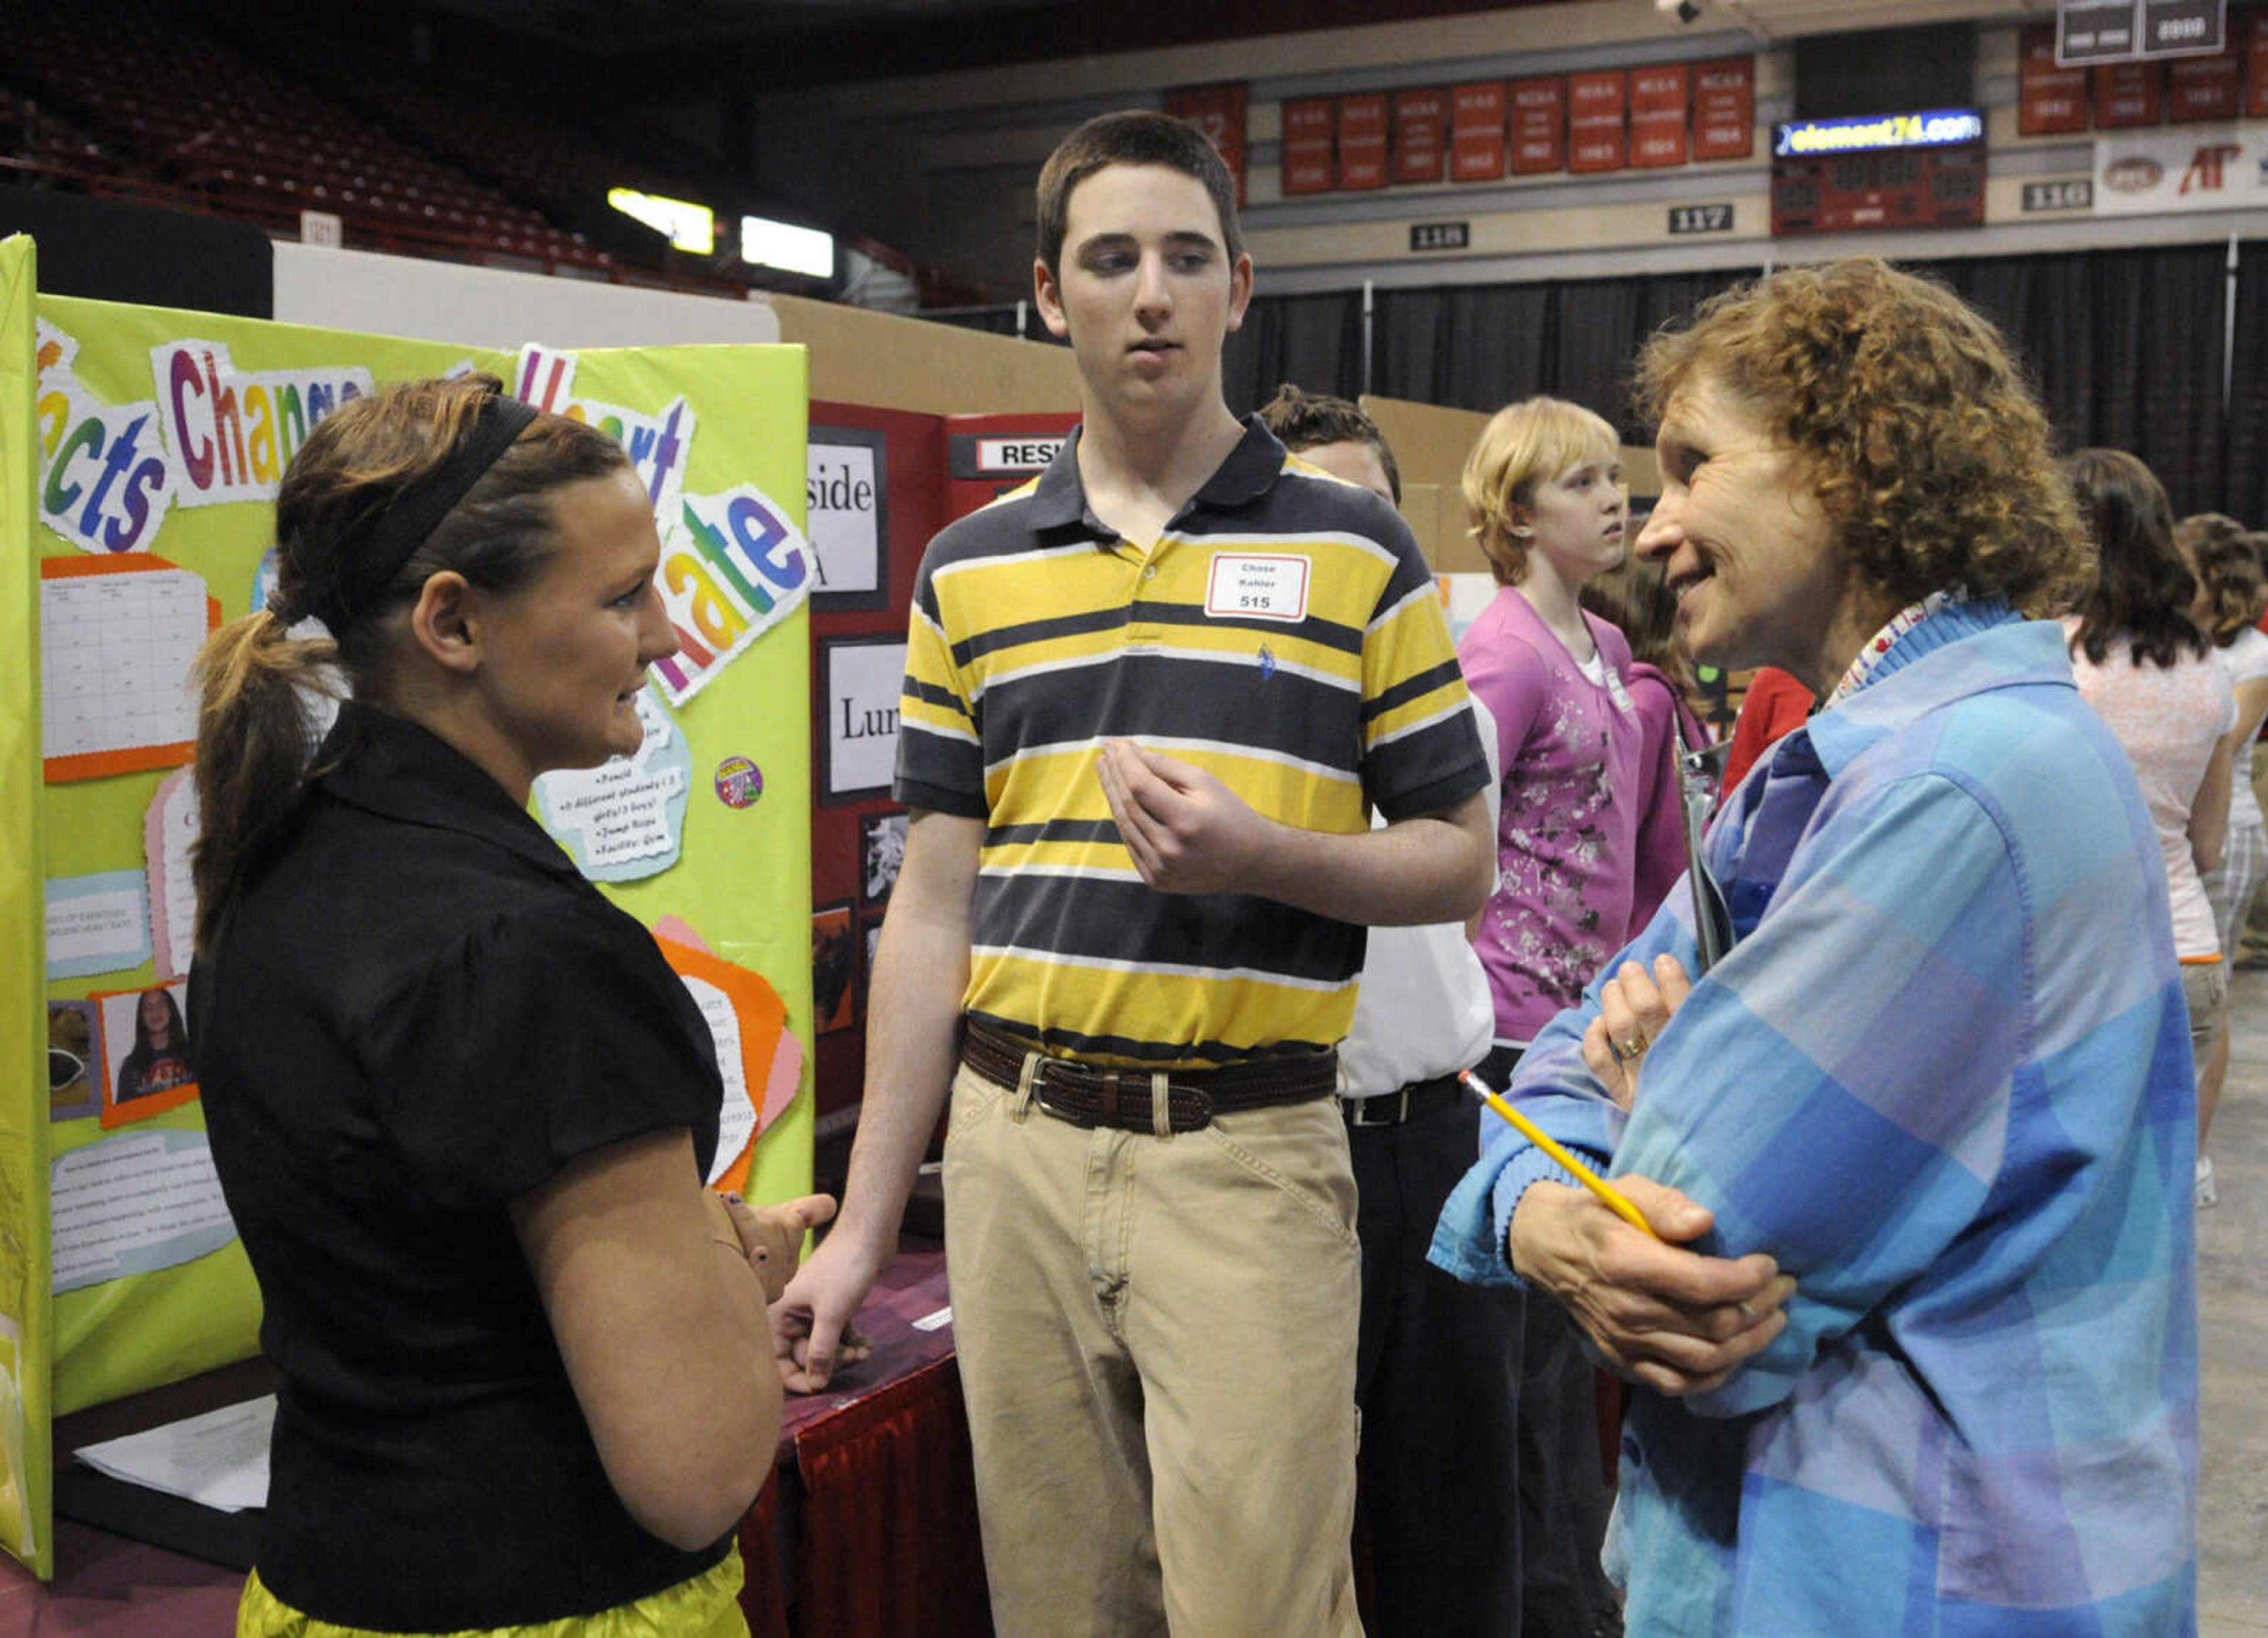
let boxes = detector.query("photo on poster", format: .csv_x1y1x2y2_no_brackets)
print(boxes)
820,635,907,804
92,980,200,1127
47,1001,99,1123
808,425,889,610
861,809,908,907
813,903,856,1036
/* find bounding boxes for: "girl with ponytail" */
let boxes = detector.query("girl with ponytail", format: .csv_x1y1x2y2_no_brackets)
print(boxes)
188,375,829,1638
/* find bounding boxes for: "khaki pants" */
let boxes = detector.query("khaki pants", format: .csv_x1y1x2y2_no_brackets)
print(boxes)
941,1062,1364,1638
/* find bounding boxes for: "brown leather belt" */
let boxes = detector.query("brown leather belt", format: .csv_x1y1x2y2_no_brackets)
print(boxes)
959,1021,1336,1134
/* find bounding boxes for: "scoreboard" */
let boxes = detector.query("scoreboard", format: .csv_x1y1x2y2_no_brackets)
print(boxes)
1770,109,1987,236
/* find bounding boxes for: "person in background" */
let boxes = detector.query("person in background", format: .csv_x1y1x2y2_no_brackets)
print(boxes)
113,986,193,1101
774,114,1493,1636
189,374,830,1637
1459,394,1640,1638
2176,510,2267,1206
2237,527,2268,971
1260,381,1524,1638
1581,554,1709,928
1433,258,2195,1634
1716,665,1811,794
2065,450,2236,1215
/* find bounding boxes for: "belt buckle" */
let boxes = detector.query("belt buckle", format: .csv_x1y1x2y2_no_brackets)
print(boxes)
1031,1062,1097,1129
1345,1088,1409,1128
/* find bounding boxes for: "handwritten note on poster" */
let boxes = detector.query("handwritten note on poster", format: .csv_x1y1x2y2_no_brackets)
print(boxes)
40,556,219,781
52,1128,238,1294
534,689,690,881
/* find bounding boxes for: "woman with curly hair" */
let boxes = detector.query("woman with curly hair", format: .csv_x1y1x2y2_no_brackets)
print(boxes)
2175,510,2264,1204
1433,259,2197,1634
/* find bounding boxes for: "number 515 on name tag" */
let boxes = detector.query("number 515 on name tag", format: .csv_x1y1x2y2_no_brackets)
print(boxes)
1205,553,1311,622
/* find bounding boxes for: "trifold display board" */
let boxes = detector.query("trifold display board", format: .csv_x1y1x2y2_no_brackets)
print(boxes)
2,234,816,1578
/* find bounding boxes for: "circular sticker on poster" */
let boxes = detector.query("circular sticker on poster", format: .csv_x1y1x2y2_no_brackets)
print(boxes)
714,756,764,810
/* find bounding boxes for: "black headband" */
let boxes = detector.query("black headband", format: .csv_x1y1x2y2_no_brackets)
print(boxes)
312,393,540,635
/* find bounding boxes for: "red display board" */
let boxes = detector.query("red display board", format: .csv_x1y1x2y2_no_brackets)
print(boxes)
2019,24,2092,134
806,402,949,1124
1692,57,1756,160
1510,76,1565,174
1164,83,1249,204
1282,97,1338,195
1568,70,1630,173
804,408,1080,1126
1338,93,1390,190
1630,64,1690,168
2093,61,2166,126
1393,87,1449,185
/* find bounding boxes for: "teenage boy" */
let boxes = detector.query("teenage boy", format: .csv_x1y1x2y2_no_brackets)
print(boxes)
774,113,1493,1636
1259,383,1526,1638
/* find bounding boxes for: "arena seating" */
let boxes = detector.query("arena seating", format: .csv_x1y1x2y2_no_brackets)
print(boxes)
0,1,734,290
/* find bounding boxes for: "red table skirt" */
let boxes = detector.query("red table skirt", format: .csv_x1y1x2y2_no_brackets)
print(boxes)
738,1251,993,1637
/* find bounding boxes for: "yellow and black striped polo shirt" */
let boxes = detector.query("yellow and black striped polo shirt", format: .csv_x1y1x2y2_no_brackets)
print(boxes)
897,417,1487,1068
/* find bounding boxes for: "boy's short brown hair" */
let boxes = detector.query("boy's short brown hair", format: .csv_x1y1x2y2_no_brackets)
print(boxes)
1036,110,1242,278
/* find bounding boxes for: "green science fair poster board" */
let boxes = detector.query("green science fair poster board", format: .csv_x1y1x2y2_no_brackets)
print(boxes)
1,233,816,1578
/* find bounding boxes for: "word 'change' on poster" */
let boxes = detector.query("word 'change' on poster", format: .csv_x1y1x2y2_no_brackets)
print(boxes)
52,1128,238,1295
40,555,219,781
533,689,690,881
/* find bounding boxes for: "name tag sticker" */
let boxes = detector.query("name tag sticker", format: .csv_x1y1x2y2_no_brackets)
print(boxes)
1205,553,1311,622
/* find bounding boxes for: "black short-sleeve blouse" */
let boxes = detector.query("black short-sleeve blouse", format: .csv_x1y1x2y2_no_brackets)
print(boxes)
190,703,731,1630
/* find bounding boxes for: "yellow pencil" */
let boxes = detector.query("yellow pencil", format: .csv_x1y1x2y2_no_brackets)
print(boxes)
1459,1070,1658,1239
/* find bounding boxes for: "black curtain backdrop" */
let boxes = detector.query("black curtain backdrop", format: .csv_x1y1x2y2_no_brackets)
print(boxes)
2223,243,2268,530
918,244,2257,518
1223,290,1367,415
1370,268,1757,430
1933,243,2230,518
1375,282,1550,413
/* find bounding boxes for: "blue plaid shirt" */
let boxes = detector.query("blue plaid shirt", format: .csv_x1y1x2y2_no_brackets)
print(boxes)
1432,602,2199,1635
